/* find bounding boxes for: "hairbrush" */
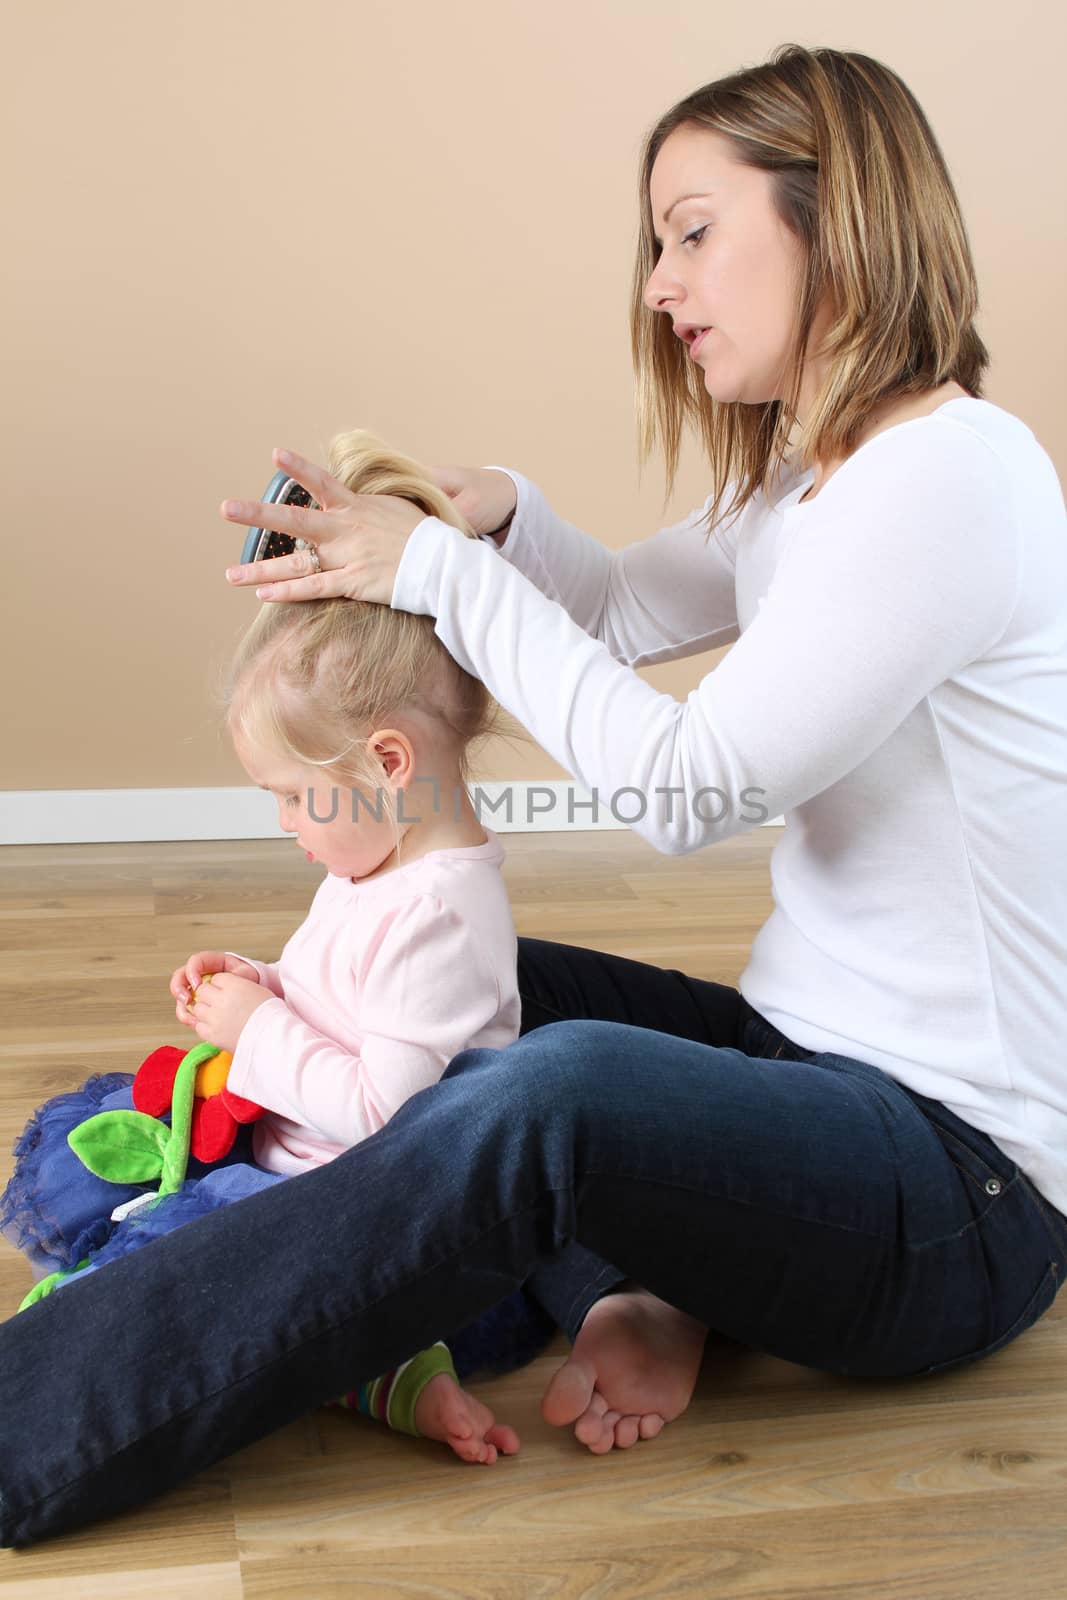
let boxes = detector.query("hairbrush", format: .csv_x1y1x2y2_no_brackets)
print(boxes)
240,471,321,564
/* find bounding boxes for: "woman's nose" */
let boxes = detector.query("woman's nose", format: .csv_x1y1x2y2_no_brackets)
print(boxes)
643,261,673,313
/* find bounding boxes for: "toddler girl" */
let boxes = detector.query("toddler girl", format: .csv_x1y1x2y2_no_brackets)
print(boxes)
1,429,552,1464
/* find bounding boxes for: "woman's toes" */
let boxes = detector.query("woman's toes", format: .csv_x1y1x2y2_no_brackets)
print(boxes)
587,1410,622,1454
638,1413,666,1440
541,1356,597,1428
573,1390,609,1446
613,1415,641,1449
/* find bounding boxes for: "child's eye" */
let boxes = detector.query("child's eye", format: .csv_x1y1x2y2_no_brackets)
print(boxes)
683,226,708,248
284,794,300,809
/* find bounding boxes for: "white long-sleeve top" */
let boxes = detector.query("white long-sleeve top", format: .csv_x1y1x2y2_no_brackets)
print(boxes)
390,397,1067,1217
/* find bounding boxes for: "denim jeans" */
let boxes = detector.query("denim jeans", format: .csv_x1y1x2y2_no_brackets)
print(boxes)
2,935,1065,1547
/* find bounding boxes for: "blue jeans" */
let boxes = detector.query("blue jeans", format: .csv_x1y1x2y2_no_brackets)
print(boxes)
1,936,1065,1546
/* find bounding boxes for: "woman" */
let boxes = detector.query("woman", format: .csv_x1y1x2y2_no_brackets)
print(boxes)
3,43,1066,1547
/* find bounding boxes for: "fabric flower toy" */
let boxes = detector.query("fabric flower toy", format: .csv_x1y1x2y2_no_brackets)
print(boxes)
17,1041,265,1311
132,1043,266,1163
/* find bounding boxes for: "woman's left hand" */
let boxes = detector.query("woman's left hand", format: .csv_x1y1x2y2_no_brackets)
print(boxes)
221,447,429,605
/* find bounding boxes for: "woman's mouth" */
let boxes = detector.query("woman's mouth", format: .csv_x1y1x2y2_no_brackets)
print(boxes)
690,328,712,357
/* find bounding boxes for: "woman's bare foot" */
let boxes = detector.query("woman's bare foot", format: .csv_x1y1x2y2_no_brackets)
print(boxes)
413,1371,521,1464
540,1285,708,1454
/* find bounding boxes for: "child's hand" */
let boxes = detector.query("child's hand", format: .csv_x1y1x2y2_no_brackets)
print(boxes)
171,951,261,1028
184,972,273,1054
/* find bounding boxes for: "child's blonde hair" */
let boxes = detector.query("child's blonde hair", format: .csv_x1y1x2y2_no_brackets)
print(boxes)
224,429,516,843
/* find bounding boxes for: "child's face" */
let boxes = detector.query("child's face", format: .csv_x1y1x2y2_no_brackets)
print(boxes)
234,732,403,884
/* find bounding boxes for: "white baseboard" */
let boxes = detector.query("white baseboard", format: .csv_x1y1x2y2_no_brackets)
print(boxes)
0,784,784,846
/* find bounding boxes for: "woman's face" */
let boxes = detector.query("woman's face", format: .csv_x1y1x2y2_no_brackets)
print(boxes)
643,124,830,415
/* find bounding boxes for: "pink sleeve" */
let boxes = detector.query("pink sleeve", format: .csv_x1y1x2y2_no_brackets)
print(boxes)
225,895,502,1148
224,951,284,997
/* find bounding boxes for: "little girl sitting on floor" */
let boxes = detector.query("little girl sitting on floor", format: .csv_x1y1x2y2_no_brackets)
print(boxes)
0,429,552,1464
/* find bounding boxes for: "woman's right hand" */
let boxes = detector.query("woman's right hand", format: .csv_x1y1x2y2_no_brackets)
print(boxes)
425,466,517,543
170,951,261,1028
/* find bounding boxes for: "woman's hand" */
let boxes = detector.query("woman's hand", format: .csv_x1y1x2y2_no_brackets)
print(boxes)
425,465,517,542
181,972,274,1054
222,448,429,605
171,951,260,1028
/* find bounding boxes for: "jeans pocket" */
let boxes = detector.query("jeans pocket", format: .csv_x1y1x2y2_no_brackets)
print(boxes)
916,1258,1061,1377
915,1099,1018,1216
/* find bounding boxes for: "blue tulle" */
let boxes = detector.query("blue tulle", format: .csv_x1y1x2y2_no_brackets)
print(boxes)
50,1162,286,1289
0,1073,142,1276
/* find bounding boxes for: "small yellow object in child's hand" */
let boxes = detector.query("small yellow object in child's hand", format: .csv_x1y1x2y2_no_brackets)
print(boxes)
188,973,214,1008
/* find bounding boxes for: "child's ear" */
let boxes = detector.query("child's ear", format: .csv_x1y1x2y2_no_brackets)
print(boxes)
372,733,415,784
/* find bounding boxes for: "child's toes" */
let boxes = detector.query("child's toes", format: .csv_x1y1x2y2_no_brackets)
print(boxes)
485,1421,521,1456
449,1430,495,1464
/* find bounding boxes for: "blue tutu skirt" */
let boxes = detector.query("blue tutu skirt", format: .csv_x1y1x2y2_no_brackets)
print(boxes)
1,1072,555,1380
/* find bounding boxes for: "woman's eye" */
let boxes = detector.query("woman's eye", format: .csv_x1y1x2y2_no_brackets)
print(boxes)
683,226,708,248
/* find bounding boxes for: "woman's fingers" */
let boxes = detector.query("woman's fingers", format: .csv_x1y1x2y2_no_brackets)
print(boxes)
219,494,326,540
221,449,347,536
270,447,345,507
246,570,342,602
225,545,328,588
426,465,462,497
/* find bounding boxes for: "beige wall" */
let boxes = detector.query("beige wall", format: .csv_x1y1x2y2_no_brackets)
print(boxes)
4,0,1064,792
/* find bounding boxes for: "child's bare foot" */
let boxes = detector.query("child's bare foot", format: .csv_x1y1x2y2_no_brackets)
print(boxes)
413,1371,521,1464
540,1284,707,1454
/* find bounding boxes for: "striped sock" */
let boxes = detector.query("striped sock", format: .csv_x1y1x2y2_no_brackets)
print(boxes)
327,1342,458,1436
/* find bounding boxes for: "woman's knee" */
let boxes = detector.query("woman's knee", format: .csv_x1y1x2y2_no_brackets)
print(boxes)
443,1019,618,1106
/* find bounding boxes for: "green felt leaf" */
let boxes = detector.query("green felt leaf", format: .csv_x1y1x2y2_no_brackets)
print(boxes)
67,1108,171,1182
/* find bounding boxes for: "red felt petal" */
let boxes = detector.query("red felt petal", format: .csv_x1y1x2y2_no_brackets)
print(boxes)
220,1086,267,1123
132,1046,185,1116
191,1094,239,1163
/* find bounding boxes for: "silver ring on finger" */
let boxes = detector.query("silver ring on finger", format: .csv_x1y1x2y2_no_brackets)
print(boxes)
294,537,322,574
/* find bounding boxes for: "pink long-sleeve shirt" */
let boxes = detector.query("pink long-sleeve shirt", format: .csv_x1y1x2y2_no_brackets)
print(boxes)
225,828,520,1175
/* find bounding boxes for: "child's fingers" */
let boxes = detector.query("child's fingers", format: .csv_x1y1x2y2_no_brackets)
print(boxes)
187,953,223,987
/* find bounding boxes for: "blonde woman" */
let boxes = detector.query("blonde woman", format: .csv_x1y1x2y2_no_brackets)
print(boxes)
3,43,1066,1546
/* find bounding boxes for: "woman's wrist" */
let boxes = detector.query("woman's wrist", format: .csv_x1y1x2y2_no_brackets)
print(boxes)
485,507,515,546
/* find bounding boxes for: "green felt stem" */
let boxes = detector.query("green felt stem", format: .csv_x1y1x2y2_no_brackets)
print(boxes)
18,1256,92,1313
159,1041,220,1195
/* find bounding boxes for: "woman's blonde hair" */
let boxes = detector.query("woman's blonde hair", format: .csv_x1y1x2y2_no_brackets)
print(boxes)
630,43,989,534
224,430,517,842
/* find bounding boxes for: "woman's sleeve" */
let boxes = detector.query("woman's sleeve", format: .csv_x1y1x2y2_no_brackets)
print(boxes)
476,465,741,665
225,896,502,1147
396,426,1019,854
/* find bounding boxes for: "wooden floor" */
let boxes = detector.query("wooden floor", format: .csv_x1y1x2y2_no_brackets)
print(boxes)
1,830,1064,1597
